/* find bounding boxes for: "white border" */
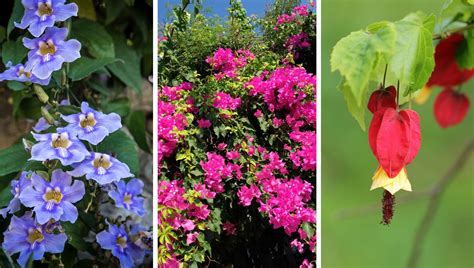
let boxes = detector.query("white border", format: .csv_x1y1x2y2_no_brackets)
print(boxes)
316,0,322,266
152,0,158,267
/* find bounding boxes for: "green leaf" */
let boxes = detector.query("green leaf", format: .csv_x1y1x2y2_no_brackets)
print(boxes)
456,28,474,68
439,0,474,23
126,111,150,153
2,38,28,65
98,130,139,175
63,220,92,251
390,12,436,96
105,0,126,24
301,222,315,238
0,143,29,177
7,0,23,38
57,105,81,115
70,19,115,58
6,81,27,91
106,34,143,93
123,0,135,6
68,57,117,81
72,0,97,21
340,79,367,130
102,98,131,118
0,26,6,43
331,21,396,106
0,186,13,208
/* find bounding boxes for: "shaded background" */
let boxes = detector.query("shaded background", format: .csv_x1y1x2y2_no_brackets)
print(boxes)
322,0,474,267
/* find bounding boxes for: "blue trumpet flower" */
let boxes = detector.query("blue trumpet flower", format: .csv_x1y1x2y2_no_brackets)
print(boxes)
109,178,145,216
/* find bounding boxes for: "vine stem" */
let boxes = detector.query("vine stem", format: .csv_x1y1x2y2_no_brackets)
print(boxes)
432,23,474,40
406,138,474,268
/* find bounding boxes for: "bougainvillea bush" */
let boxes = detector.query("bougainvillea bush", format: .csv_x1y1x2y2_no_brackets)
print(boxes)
158,1,316,267
0,0,152,267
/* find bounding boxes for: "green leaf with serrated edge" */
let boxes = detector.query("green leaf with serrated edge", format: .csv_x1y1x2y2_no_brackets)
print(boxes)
70,19,115,58
126,111,150,153
331,21,396,106
97,130,139,175
390,12,436,96
456,28,474,68
7,0,23,38
340,79,367,130
2,38,27,65
68,57,117,81
0,143,29,177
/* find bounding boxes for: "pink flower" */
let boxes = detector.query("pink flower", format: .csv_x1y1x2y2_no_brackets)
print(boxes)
223,221,237,236
290,239,304,253
254,109,263,118
181,219,195,231
186,232,199,245
217,143,227,151
293,5,309,17
237,185,261,206
213,92,241,110
197,119,212,128
273,118,284,127
300,259,313,268
248,146,255,156
226,150,240,160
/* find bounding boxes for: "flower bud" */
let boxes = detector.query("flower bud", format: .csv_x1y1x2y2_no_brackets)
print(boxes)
33,84,49,104
41,106,55,125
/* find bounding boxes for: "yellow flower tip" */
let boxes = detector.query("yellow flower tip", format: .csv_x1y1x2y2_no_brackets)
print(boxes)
370,166,412,195
414,85,432,105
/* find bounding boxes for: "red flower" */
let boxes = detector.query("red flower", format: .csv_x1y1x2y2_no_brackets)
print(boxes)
434,88,470,128
367,85,397,114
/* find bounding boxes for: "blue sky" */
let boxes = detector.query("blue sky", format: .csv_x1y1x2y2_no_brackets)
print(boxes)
158,0,273,23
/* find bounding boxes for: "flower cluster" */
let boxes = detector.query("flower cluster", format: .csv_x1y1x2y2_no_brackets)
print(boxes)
285,33,311,59
1,101,149,267
205,48,255,80
0,1,81,85
159,45,317,267
274,4,310,30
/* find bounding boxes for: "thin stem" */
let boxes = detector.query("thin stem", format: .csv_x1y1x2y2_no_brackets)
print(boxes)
396,80,400,107
433,23,474,40
406,139,474,268
382,64,388,89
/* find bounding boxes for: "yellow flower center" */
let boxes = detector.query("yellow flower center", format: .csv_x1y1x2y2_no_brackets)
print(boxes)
93,154,111,170
123,193,133,206
43,188,63,204
51,133,71,149
80,113,97,129
17,67,32,78
37,2,53,17
116,236,127,249
38,40,56,57
27,228,44,244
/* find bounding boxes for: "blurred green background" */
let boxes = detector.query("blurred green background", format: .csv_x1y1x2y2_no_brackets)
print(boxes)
322,0,474,267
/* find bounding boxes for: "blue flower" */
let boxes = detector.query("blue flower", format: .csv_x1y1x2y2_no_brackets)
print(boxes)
109,179,145,217
23,27,81,79
62,102,122,145
2,212,67,268
0,62,51,85
96,222,146,268
15,0,78,37
19,170,85,224
69,152,133,185
0,172,32,218
30,128,90,166
32,117,51,132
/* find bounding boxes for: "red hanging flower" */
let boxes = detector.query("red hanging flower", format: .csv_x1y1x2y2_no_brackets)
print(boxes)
434,88,470,128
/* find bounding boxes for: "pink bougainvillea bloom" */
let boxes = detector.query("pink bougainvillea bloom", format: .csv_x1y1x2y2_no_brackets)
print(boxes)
217,143,227,151
226,150,240,160
186,232,199,245
300,259,313,268
290,239,304,253
248,146,255,156
213,92,241,110
181,219,195,231
293,5,309,16
197,119,212,128
222,221,237,236
254,109,263,118
237,185,261,206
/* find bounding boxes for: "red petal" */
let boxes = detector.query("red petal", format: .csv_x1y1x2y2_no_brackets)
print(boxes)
427,34,474,87
434,88,470,128
367,86,397,114
399,109,421,165
368,109,385,158
375,108,411,178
